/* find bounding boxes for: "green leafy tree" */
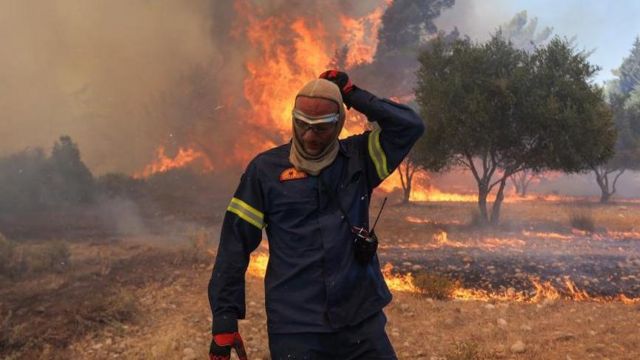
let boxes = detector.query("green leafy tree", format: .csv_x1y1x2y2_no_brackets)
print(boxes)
595,38,640,202
414,36,615,225
497,11,553,195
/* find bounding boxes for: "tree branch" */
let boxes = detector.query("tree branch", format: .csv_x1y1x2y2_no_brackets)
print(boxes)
466,153,482,184
489,166,518,192
611,168,626,195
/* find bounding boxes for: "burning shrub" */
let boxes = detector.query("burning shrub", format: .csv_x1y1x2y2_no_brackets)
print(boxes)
568,208,596,233
413,272,457,300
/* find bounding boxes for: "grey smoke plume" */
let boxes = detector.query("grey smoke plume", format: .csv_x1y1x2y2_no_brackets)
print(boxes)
434,0,515,41
351,0,456,98
0,0,220,174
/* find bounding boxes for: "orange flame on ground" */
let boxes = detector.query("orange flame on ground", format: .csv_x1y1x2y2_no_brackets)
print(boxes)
378,170,478,202
134,146,213,179
382,263,420,292
521,230,574,241
245,253,640,304
247,252,269,278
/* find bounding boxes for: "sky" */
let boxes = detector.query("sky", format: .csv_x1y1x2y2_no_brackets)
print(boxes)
436,0,640,84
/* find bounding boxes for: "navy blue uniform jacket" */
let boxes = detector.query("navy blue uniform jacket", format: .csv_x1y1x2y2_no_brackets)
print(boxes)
209,88,425,335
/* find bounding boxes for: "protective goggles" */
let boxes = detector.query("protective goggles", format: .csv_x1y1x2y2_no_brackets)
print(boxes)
292,109,339,134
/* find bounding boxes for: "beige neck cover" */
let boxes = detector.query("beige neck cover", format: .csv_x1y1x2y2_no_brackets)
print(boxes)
289,79,346,176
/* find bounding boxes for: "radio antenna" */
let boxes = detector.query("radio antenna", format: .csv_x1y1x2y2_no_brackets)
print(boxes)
370,197,387,233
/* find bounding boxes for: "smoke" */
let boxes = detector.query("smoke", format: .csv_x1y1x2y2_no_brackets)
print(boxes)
0,0,460,177
350,0,456,98
0,0,218,174
434,0,515,41
96,196,148,236
0,0,397,175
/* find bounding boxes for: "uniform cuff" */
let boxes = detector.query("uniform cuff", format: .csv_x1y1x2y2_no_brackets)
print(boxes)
212,313,238,334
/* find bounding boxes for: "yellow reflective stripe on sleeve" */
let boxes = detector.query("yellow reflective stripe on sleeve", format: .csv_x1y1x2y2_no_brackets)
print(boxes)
367,128,389,179
227,197,264,229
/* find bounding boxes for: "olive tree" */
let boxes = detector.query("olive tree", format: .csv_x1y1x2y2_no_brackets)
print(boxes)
414,36,615,225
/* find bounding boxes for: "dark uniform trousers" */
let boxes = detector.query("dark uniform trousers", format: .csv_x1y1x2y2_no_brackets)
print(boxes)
269,312,396,360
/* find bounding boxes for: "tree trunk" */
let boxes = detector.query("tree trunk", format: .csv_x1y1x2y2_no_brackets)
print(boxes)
511,171,534,197
398,159,415,205
477,184,490,226
512,179,522,197
594,169,612,204
402,178,412,204
490,177,509,225
521,181,529,197
594,168,625,203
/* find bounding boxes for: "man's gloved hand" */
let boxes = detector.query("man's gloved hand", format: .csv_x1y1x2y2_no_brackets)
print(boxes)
319,69,355,107
209,332,248,360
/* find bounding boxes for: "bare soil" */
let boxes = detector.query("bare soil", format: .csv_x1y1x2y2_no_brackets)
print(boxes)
1,199,640,359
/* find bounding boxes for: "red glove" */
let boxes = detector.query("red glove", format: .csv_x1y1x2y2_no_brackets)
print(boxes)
319,69,355,99
209,332,247,360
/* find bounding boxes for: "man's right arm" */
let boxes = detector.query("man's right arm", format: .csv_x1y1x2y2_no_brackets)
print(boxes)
208,160,265,335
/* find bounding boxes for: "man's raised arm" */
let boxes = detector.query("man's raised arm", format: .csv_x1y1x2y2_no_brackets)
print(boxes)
320,70,426,187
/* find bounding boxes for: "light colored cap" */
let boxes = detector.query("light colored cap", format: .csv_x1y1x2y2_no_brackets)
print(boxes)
294,78,345,124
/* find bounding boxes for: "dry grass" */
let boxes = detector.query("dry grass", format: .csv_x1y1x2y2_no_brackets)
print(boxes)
77,288,139,329
413,272,457,300
177,227,216,265
569,211,596,233
26,240,70,273
1,238,70,278
444,340,491,360
0,232,15,274
380,198,640,236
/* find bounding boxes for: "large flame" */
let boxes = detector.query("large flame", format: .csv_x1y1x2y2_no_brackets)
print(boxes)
238,0,387,144
339,8,385,67
135,1,388,176
134,146,213,179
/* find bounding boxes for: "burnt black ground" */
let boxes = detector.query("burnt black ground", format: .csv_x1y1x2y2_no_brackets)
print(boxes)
379,233,640,298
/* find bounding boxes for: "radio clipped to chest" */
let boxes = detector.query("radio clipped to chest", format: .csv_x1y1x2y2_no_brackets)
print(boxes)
320,176,386,265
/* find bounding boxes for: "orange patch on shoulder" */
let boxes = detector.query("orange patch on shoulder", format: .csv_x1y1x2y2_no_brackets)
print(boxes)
280,167,308,182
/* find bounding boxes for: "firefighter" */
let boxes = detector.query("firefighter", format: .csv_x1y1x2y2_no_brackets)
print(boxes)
208,70,425,359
